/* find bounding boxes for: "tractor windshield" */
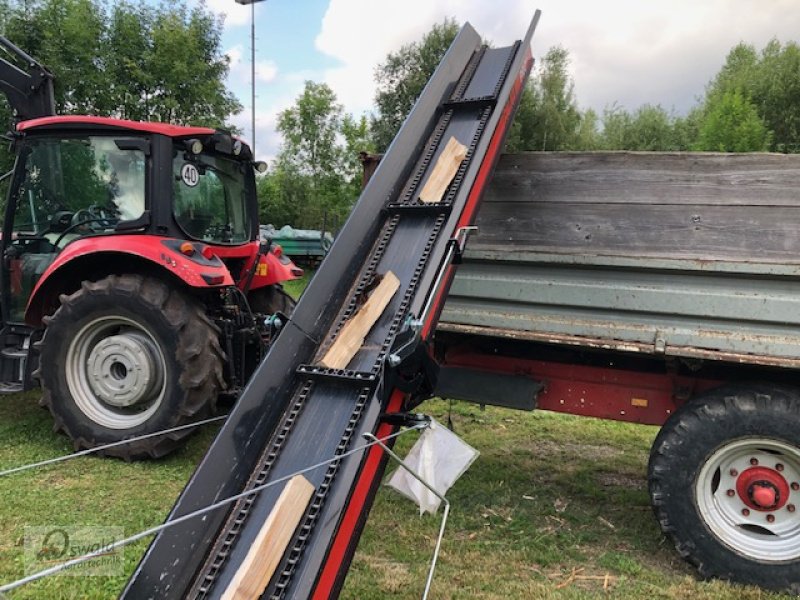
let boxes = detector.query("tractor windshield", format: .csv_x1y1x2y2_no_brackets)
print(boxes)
172,150,250,245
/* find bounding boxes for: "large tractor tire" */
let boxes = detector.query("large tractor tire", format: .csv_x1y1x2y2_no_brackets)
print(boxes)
247,284,296,316
649,384,800,592
38,274,225,459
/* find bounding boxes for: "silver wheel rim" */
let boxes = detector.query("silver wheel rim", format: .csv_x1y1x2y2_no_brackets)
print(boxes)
696,437,800,562
65,315,167,430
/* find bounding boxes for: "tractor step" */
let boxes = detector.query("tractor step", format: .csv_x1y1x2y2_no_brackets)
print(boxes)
0,381,24,394
1,348,27,360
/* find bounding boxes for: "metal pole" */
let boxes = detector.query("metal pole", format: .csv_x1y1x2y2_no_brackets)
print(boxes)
363,431,450,600
251,0,256,155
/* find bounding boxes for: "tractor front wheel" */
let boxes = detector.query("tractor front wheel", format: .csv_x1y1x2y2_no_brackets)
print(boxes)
38,274,224,459
648,384,800,592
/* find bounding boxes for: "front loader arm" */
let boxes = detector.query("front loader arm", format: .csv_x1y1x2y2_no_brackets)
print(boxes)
0,35,55,123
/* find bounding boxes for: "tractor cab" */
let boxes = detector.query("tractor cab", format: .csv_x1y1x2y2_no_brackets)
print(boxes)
2,117,278,325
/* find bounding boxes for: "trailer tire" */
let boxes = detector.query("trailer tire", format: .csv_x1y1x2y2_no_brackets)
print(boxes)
247,284,296,316
38,274,225,459
649,384,800,592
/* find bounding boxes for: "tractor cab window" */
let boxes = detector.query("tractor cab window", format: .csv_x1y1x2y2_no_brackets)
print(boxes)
172,150,250,245
4,136,146,322
11,136,146,240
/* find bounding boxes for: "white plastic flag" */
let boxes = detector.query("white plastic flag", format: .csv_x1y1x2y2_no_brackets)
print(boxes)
387,419,479,515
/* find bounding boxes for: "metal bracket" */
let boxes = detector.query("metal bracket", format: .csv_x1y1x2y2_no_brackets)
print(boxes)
379,412,431,428
654,331,667,354
451,225,478,265
363,430,449,600
419,225,478,326
385,316,439,405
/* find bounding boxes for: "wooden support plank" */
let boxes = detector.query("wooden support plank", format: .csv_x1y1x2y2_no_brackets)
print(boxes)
320,271,400,370
419,136,468,203
220,475,315,600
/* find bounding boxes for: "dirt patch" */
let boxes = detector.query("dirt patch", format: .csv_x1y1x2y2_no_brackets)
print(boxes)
595,471,646,490
531,439,623,460
359,554,412,593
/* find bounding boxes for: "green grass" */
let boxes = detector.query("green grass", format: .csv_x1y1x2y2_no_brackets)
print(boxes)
0,274,793,598
0,397,793,599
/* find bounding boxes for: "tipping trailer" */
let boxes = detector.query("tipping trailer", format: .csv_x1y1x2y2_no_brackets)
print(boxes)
124,13,540,599
435,151,800,591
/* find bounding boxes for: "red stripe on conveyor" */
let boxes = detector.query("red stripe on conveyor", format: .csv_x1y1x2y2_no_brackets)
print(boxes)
421,47,533,341
313,46,534,600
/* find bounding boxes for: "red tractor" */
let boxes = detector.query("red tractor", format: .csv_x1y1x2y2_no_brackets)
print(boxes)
0,37,302,458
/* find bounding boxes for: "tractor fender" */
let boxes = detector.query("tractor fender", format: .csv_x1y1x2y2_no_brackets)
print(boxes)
26,235,234,325
246,248,303,291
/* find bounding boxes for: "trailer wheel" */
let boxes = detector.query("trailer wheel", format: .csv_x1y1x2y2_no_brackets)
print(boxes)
649,384,800,592
38,274,225,459
247,284,296,316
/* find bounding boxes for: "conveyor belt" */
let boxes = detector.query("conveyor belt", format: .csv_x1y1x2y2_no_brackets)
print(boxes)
123,12,539,600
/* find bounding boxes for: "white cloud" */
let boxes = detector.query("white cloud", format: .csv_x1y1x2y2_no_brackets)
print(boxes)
312,0,800,118
226,0,800,163
226,45,244,69
255,60,278,83
206,0,252,28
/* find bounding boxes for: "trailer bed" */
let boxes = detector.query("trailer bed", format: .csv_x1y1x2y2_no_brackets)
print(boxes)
440,152,800,367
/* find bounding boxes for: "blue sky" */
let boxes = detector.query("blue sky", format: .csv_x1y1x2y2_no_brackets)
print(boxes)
200,0,800,162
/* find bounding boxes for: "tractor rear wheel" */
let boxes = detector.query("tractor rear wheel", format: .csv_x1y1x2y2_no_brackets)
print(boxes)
247,284,296,316
38,274,225,459
648,384,800,592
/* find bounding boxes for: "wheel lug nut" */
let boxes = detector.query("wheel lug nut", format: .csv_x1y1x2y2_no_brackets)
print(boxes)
792,483,800,491
726,489,736,497
789,505,796,513
767,514,776,523
776,463,785,472
750,458,759,466
730,468,739,477
742,508,750,516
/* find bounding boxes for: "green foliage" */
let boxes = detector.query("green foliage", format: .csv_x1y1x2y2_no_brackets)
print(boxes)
695,90,770,152
260,82,373,230
506,46,582,151
0,0,240,128
599,104,685,151
371,18,459,152
701,39,800,152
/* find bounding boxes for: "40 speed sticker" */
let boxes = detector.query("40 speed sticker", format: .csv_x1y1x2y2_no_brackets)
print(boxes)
181,163,200,187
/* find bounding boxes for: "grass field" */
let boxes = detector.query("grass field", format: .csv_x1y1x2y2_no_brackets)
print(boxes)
0,273,792,599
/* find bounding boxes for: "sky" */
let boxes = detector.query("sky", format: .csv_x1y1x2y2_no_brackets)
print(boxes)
201,0,800,162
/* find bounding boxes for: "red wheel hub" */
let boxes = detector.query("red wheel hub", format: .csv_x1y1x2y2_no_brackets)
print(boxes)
736,466,790,511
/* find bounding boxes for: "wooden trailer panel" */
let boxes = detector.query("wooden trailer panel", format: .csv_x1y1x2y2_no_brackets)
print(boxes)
440,152,800,367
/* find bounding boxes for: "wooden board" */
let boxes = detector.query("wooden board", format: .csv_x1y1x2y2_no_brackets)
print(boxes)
320,271,400,370
419,136,468,203
221,475,315,600
471,151,800,263
485,151,800,206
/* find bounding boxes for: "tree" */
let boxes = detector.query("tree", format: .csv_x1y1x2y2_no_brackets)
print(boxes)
146,3,240,127
695,90,770,152
600,104,680,151
0,0,240,128
506,46,583,151
701,39,800,152
371,18,459,152
262,81,371,230
5,0,107,115
105,2,154,122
